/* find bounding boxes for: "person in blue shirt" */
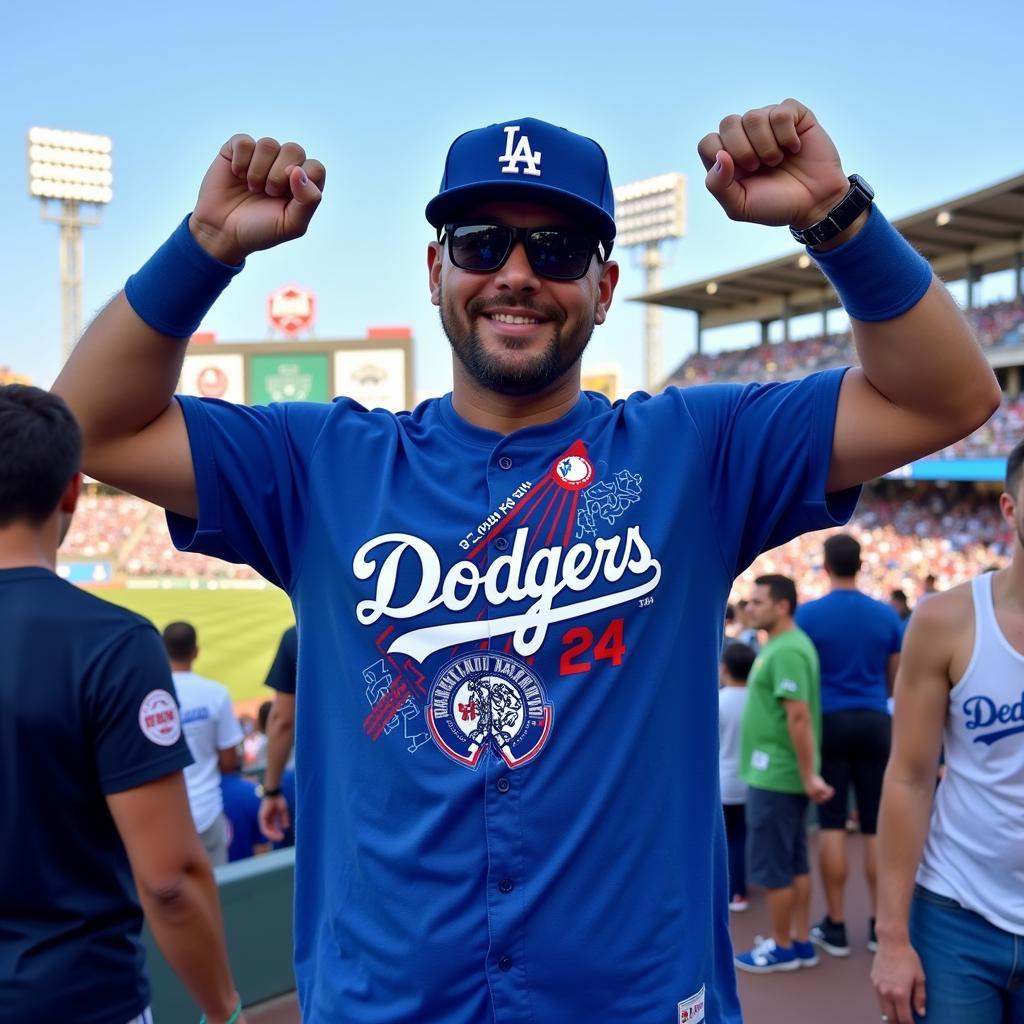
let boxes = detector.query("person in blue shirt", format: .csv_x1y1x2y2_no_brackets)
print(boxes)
796,532,904,959
0,385,245,1024
53,100,999,1023
221,767,273,861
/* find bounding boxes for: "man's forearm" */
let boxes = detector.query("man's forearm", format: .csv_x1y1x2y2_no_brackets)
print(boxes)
263,709,294,790
138,858,239,1021
875,772,935,943
786,712,817,785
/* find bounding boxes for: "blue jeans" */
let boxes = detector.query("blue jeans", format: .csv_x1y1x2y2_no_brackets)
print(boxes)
910,884,1024,1023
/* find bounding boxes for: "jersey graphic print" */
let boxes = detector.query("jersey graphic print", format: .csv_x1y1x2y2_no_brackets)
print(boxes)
427,652,552,768
963,693,1024,746
354,440,659,768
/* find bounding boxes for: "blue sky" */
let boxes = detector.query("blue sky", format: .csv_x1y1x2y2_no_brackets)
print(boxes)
2,0,1021,396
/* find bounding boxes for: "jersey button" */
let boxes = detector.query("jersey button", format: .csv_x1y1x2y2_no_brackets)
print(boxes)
498,455,514,470
494,536,510,552
499,878,514,894
499,956,513,972
496,777,511,794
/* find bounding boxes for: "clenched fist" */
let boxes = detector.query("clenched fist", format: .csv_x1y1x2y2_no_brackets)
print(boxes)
698,99,849,230
189,135,326,265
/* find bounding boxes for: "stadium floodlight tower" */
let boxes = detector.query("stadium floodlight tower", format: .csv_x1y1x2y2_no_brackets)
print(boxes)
27,127,113,364
613,173,686,391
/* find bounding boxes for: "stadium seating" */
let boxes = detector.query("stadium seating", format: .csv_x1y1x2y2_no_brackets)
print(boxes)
735,483,1010,606
668,297,1024,388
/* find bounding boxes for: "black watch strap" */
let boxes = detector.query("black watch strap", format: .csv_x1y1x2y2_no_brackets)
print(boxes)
260,785,283,798
790,174,874,248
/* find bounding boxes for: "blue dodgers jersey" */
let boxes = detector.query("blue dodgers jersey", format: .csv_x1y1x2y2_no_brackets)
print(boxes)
796,590,903,713
169,369,857,1024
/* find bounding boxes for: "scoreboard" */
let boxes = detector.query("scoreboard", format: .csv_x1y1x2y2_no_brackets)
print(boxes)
177,336,414,412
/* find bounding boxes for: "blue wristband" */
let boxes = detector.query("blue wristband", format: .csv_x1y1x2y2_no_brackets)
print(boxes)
808,205,933,322
199,997,242,1024
125,215,244,338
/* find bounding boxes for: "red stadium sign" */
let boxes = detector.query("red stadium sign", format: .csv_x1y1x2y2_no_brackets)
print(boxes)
196,365,229,398
268,284,316,336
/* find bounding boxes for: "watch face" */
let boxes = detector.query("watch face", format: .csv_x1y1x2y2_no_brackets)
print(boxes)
849,174,875,201
791,174,874,246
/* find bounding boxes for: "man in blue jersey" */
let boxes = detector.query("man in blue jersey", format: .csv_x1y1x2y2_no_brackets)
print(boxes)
0,385,244,1024
54,101,999,1022
872,438,1024,1024
796,533,903,957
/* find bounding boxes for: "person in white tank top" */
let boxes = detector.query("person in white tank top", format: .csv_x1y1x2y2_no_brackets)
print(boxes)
871,437,1024,1024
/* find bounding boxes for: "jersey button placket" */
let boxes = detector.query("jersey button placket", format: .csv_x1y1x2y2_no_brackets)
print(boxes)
483,446,533,1023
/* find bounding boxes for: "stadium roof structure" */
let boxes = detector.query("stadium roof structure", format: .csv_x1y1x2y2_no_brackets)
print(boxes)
637,171,1024,336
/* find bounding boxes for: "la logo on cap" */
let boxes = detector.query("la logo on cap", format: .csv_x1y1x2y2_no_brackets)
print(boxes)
499,125,542,177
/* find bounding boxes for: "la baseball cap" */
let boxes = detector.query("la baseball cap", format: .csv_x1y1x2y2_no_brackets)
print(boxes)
425,117,616,245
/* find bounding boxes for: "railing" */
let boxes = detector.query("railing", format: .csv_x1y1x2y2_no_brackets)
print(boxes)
142,847,296,1019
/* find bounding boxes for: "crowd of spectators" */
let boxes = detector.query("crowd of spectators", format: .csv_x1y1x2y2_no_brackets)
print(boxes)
671,296,1024,388
61,492,150,559
123,514,259,580
734,482,1010,607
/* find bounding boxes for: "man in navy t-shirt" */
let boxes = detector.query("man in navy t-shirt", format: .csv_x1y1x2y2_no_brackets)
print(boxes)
0,385,245,1024
53,100,999,1023
259,624,297,843
797,532,903,958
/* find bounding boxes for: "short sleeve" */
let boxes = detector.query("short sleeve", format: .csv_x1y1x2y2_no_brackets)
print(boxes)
769,648,813,703
166,396,335,590
264,626,298,694
682,368,861,576
86,625,194,794
216,689,244,751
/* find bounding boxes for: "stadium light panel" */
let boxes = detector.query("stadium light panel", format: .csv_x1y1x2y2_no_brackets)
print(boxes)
936,210,952,226
27,127,113,204
706,282,718,295
614,172,686,248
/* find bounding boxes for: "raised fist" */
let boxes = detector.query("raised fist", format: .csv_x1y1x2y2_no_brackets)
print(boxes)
697,99,849,230
189,135,326,264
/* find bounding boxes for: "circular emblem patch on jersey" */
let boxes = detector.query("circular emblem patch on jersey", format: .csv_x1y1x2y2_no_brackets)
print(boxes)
426,652,553,770
551,453,593,490
138,689,182,746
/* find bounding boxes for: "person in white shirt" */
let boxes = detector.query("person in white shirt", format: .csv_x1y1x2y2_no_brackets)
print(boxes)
719,641,756,912
872,436,1024,1024
162,622,243,867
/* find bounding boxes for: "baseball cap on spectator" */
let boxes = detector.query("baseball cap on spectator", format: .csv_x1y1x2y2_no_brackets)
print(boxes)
425,117,616,247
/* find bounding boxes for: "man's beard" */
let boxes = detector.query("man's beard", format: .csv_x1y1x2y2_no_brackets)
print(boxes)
439,289,595,396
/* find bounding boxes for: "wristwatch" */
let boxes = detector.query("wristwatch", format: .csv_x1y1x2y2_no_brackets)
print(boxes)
258,784,283,798
790,174,874,248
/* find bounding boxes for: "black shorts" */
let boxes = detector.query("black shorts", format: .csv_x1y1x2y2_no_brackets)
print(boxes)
746,786,810,889
818,708,891,834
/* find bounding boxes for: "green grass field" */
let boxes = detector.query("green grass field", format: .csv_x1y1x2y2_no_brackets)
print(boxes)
98,587,294,706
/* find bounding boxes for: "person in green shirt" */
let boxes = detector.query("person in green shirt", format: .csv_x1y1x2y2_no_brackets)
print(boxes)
734,574,834,974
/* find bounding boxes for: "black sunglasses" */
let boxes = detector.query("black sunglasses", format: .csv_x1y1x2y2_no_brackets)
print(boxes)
441,223,610,282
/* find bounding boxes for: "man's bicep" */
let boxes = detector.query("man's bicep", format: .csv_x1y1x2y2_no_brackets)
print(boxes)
782,697,811,722
107,772,205,885
828,369,961,493
83,401,198,519
890,605,952,780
